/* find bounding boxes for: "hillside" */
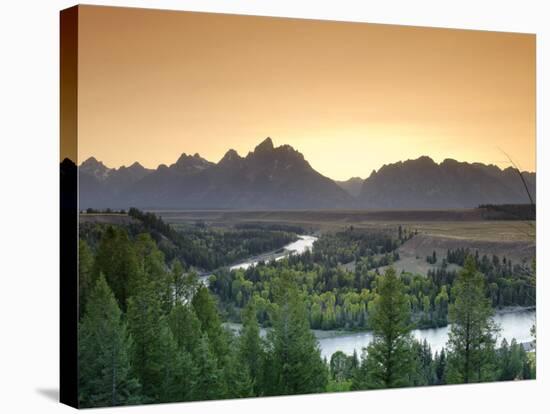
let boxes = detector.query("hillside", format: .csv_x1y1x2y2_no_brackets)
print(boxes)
358,156,535,209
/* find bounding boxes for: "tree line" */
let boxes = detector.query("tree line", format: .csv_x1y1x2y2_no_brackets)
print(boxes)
327,261,534,392
211,230,534,330
78,226,328,407
78,220,535,407
80,208,298,271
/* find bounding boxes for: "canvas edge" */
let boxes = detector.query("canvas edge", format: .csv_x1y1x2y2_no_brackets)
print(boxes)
60,4,79,409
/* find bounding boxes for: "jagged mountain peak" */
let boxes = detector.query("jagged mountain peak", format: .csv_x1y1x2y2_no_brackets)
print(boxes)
219,149,242,164
247,139,307,168
172,152,213,173
254,137,274,153
81,156,104,168
77,146,535,210
80,156,111,181
128,161,144,169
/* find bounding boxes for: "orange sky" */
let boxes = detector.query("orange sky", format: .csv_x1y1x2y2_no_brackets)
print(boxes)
75,5,535,180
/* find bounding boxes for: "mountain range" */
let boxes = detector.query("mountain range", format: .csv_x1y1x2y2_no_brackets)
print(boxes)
77,137,535,210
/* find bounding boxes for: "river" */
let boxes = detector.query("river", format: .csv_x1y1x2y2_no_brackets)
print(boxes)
218,235,535,359
315,309,535,359
229,235,318,271
226,309,535,360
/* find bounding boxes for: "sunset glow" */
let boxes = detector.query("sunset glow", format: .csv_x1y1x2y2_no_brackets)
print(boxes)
74,6,535,180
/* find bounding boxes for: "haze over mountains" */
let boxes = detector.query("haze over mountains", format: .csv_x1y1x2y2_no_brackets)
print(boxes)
78,137,535,210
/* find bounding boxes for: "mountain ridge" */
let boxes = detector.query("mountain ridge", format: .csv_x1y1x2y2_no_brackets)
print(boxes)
78,139,536,210
359,155,535,209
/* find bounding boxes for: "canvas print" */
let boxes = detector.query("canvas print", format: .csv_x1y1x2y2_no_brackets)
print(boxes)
60,5,536,408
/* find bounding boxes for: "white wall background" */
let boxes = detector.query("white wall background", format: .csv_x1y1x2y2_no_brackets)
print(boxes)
0,1,547,413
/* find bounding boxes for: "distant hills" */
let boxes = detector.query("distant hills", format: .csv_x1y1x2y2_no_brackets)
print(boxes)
358,156,535,209
335,177,364,198
77,137,535,210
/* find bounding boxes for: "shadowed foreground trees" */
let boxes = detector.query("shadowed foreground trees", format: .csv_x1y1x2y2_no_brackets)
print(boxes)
78,224,535,407
79,226,328,407
445,256,498,383
78,275,141,407
363,267,415,389
238,300,266,395
263,271,328,395
350,267,415,390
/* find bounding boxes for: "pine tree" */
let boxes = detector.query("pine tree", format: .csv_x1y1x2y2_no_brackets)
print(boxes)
264,270,328,395
171,349,197,401
445,256,498,384
165,303,202,401
78,275,141,408
498,338,512,380
127,279,179,401
168,302,202,354
434,349,447,384
78,239,94,318
410,339,435,386
223,334,254,398
192,285,244,398
134,233,172,314
171,259,185,305
192,285,228,359
93,226,140,311
499,338,529,381
193,334,225,400
350,349,370,390
156,323,196,402
238,300,265,395
364,267,414,389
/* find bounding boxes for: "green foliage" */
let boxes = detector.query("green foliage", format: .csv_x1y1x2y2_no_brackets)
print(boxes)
78,275,141,408
434,349,447,385
92,226,140,311
77,214,535,406
221,337,254,399
192,334,225,400
410,339,437,386
350,349,370,390
78,239,94,318
263,271,328,395
329,351,355,383
238,300,265,395
362,268,415,389
212,261,376,331
445,248,535,308
192,286,227,357
445,256,498,383
212,228,531,331
134,233,173,313
311,228,400,266
326,379,352,392
126,278,178,401
498,339,533,381
127,207,298,270
171,259,185,304
168,303,202,354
